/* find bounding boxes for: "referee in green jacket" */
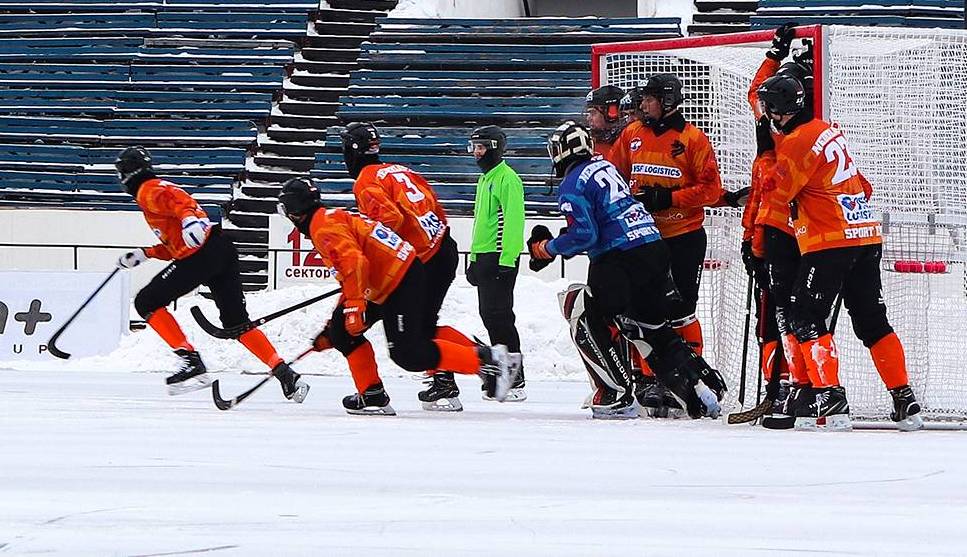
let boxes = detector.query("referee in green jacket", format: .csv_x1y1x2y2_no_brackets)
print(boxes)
466,125,526,401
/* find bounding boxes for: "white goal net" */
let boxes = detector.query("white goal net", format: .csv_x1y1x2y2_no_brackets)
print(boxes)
594,25,967,421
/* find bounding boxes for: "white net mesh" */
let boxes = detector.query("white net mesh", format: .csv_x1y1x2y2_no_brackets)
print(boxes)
599,26,967,421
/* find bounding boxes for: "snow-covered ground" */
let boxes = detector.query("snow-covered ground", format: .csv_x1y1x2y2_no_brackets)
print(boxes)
2,371,966,556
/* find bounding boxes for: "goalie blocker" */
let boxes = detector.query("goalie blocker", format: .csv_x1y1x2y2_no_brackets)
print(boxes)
531,122,726,419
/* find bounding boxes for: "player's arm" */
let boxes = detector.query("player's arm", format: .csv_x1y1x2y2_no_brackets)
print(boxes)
546,189,598,258
671,132,725,209
495,169,526,267
140,185,202,259
312,218,370,301
354,177,406,232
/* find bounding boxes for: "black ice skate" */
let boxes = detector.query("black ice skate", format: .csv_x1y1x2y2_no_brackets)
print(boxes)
762,382,805,430
419,372,462,412
273,362,309,404
482,353,526,402
166,349,211,395
797,386,851,431
889,385,924,431
637,382,683,418
477,345,518,402
343,382,396,416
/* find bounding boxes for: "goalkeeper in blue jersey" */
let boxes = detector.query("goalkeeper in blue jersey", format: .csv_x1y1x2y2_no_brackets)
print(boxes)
527,121,726,419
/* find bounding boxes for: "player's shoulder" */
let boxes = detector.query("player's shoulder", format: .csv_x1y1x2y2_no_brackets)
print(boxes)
785,118,833,148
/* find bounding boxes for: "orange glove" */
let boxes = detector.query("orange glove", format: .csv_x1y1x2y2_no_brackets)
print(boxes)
343,299,367,336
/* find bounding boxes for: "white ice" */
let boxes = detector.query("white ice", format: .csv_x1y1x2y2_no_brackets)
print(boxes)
2,372,967,556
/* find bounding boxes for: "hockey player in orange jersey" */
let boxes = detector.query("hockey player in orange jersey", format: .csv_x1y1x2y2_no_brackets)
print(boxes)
113,146,308,402
755,75,923,431
277,177,518,415
584,85,628,159
313,121,473,412
607,73,724,415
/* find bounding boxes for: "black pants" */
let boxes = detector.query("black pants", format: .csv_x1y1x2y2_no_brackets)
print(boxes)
790,244,893,347
473,252,521,354
587,241,679,327
135,228,249,328
759,225,802,342
664,227,707,326
421,231,459,336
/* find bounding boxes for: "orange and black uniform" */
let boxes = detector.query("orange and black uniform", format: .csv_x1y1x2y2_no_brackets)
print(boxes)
304,207,481,393
608,112,723,352
756,118,908,390
352,162,458,336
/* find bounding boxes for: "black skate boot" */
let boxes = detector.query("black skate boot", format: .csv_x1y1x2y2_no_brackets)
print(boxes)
889,385,924,431
797,386,851,431
477,344,517,402
419,372,462,412
166,349,211,395
590,387,639,420
762,382,803,430
483,353,526,402
273,362,309,403
343,382,396,416
637,380,669,418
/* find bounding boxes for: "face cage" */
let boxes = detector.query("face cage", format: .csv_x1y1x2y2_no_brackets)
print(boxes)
467,139,499,153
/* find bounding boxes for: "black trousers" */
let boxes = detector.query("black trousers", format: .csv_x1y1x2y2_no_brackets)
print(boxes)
587,241,679,327
759,225,802,342
664,227,706,326
473,252,521,354
135,228,249,329
790,244,893,347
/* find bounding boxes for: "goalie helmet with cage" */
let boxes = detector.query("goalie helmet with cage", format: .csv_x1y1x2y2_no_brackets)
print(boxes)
547,121,594,178
340,122,381,178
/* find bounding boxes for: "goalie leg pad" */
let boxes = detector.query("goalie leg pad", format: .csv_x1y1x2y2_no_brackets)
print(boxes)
637,325,726,419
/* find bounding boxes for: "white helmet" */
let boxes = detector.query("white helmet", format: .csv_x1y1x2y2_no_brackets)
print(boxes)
547,121,594,178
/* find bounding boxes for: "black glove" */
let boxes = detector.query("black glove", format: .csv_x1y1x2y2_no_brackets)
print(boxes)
527,225,555,272
793,38,814,71
723,186,750,209
756,115,775,155
635,186,673,212
766,23,796,61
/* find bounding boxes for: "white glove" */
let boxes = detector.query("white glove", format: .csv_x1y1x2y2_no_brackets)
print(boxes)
117,248,147,269
181,216,210,249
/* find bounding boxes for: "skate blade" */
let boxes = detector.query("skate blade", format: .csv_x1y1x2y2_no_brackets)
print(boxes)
640,405,668,419
421,397,463,412
286,383,310,404
896,414,924,432
591,408,639,420
167,373,212,396
795,417,819,430
762,415,796,430
823,414,852,431
346,404,397,416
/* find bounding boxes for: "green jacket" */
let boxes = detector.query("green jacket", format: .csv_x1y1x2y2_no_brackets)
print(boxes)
470,160,525,268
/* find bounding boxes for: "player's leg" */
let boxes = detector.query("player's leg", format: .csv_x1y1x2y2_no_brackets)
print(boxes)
788,248,854,430
416,232,465,410
842,244,923,430
664,228,707,355
474,252,524,399
134,247,216,395
322,300,389,415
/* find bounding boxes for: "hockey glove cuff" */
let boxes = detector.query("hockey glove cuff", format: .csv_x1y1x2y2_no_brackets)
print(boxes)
766,23,796,61
117,248,147,269
343,299,367,337
181,216,211,249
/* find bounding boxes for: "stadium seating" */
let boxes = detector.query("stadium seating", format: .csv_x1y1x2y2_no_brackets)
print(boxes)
752,0,966,30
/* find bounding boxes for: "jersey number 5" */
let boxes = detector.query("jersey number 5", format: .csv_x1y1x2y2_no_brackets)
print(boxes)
825,135,858,185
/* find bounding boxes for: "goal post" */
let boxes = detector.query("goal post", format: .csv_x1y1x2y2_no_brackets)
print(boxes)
592,25,967,422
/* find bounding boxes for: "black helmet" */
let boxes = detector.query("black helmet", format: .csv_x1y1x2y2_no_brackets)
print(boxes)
620,86,645,117
642,73,684,113
757,74,806,118
340,122,380,178
277,177,322,222
547,121,594,178
115,145,155,195
586,85,625,124
468,125,506,171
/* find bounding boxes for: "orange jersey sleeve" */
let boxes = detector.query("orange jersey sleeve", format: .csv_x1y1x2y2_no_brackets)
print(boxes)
135,178,209,261
353,163,448,263
308,208,415,304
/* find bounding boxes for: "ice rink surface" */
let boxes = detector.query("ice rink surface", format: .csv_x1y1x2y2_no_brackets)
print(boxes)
2,370,966,557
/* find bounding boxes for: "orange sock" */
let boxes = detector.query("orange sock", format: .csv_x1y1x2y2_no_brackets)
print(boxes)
780,333,810,385
435,325,476,347
346,341,380,393
238,328,283,369
761,339,779,382
434,340,480,374
869,332,909,390
801,334,839,387
675,319,704,355
147,308,192,351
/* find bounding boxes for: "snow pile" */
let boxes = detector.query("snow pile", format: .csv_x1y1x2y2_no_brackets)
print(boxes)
1,276,588,382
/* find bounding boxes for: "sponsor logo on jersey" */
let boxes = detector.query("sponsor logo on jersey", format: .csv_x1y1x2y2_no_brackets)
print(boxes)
630,138,642,152
371,222,403,250
671,140,685,157
837,193,877,224
620,205,652,228
632,163,682,179
625,226,659,242
844,224,882,240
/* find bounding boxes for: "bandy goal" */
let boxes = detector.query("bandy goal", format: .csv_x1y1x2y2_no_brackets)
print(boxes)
592,25,967,422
